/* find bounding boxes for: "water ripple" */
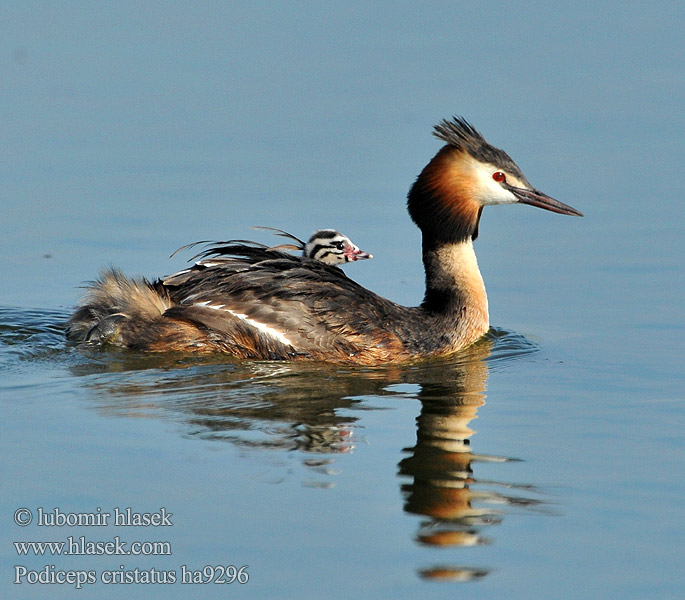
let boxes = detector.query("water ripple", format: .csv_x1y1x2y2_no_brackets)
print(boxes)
0,306,72,368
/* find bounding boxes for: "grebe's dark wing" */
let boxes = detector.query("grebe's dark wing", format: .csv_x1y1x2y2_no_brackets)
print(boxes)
158,243,409,360
162,241,298,287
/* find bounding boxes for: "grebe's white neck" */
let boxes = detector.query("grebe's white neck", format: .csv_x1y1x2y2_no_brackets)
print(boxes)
421,239,489,346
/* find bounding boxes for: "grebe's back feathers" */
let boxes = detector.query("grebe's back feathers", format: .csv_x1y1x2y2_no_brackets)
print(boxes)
158,241,412,361
68,242,410,362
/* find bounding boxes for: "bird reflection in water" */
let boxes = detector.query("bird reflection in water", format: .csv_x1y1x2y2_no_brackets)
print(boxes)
72,328,544,582
399,335,547,582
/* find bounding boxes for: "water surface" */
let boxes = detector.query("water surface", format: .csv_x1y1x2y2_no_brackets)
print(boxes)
2,3,683,599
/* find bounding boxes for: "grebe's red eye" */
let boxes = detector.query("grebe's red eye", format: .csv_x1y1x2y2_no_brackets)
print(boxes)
493,171,506,183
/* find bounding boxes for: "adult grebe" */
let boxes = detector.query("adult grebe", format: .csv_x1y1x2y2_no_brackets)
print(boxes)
67,117,582,364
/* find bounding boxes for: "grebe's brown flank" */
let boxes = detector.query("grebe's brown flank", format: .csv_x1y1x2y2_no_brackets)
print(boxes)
67,117,582,364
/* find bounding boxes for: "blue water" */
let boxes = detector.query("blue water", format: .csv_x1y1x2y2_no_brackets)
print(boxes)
2,3,683,599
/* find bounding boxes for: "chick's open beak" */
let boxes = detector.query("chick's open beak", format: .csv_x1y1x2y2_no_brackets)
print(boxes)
344,244,373,262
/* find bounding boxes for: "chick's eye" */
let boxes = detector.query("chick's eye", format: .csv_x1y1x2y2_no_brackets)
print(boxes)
492,171,506,183
332,241,344,250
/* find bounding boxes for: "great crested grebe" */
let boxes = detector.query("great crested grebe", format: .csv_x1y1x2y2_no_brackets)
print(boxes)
169,228,372,278
67,117,582,364
254,227,373,265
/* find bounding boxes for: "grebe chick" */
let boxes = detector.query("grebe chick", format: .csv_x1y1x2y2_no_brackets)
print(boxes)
67,116,582,365
254,227,373,265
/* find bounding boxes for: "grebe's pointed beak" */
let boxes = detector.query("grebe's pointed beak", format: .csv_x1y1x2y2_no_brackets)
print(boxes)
507,185,583,217
344,245,373,261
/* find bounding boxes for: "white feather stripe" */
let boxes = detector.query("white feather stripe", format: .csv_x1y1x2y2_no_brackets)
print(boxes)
192,303,293,347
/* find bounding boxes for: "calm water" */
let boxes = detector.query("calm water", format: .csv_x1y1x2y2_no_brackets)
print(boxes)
2,3,683,599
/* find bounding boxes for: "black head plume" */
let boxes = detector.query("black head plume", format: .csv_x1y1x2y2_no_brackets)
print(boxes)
433,116,526,182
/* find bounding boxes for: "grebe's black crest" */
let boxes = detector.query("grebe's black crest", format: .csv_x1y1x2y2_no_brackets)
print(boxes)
433,116,527,184
433,116,485,147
